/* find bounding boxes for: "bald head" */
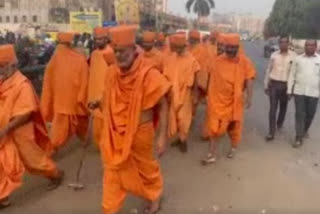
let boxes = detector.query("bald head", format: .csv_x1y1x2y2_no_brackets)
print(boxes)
305,39,318,56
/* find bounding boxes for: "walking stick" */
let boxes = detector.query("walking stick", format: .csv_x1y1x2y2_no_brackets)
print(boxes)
68,114,94,191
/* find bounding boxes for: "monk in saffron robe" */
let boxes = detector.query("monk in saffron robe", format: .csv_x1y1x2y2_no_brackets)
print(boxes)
201,33,228,140
41,32,89,151
163,33,200,153
155,32,170,55
202,34,256,165
100,25,171,214
188,30,209,112
206,31,219,58
141,31,164,73
88,27,115,145
202,34,210,44
0,45,63,209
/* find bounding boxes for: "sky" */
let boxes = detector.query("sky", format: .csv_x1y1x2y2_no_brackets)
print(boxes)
168,0,276,18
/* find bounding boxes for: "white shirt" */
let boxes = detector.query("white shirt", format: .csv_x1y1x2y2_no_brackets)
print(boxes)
264,50,296,89
287,53,320,98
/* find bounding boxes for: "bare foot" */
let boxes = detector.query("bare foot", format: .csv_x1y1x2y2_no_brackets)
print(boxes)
47,170,64,191
144,198,161,214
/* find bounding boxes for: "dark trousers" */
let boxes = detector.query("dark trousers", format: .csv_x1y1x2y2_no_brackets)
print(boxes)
294,95,318,141
268,80,288,136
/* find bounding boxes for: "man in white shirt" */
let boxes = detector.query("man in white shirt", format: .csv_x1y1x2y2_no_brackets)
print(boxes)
287,39,320,148
265,36,296,141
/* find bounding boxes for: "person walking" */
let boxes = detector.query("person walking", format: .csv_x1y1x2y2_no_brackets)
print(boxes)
264,36,296,141
287,39,320,148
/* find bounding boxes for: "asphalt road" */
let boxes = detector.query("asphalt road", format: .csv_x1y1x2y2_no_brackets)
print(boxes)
6,42,320,214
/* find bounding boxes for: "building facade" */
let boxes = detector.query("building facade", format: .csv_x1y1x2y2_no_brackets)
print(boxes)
0,0,185,31
231,13,265,36
211,12,265,37
0,0,115,25
0,0,50,24
156,0,167,13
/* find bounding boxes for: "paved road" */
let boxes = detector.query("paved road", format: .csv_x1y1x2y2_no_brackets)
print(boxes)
6,42,320,214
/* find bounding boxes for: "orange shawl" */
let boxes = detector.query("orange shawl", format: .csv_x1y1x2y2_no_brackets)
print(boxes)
163,52,200,137
0,71,51,152
41,45,89,121
207,54,256,122
88,46,115,115
100,55,170,169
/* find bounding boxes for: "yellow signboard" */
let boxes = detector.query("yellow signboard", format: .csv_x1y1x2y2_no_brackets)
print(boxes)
46,32,58,41
70,11,102,33
115,0,140,24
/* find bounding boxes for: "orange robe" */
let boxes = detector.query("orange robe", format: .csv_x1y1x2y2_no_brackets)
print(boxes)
88,46,115,145
41,45,89,150
201,43,218,140
100,55,170,214
207,54,256,147
142,48,164,73
188,43,210,101
0,71,60,200
163,52,200,140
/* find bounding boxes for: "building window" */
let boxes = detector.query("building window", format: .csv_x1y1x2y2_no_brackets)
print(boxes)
22,16,27,22
32,15,37,23
14,16,18,23
0,0,4,8
6,16,10,23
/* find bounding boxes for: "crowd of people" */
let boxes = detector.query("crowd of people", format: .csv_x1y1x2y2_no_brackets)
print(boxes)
0,24,319,214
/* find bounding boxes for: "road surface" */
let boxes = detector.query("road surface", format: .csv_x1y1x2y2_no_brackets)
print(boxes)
6,42,320,214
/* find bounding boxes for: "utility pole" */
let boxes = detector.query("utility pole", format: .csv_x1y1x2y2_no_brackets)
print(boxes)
154,0,158,30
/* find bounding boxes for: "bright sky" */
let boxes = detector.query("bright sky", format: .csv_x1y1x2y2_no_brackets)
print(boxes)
168,0,276,18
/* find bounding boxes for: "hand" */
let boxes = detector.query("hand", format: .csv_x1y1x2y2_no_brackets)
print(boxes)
88,101,100,110
0,126,9,140
156,136,167,158
287,94,293,101
245,97,252,109
264,88,270,96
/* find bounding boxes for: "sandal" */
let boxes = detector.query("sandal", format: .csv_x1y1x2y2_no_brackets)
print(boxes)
201,153,217,166
0,197,11,210
144,198,162,214
171,139,181,147
265,134,274,142
292,140,303,148
227,148,236,159
47,170,64,191
179,142,188,153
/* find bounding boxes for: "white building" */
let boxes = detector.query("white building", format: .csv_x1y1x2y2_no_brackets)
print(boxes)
156,0,167,13
0,0,115,26
0,0,50,24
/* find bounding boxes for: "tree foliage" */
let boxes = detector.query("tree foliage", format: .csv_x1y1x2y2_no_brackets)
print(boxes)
265,0,320,39
186,0,215,18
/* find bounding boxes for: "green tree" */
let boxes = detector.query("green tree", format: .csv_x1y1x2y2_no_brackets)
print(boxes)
186,0,215,19
304,0,320,39
265,0,320,39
